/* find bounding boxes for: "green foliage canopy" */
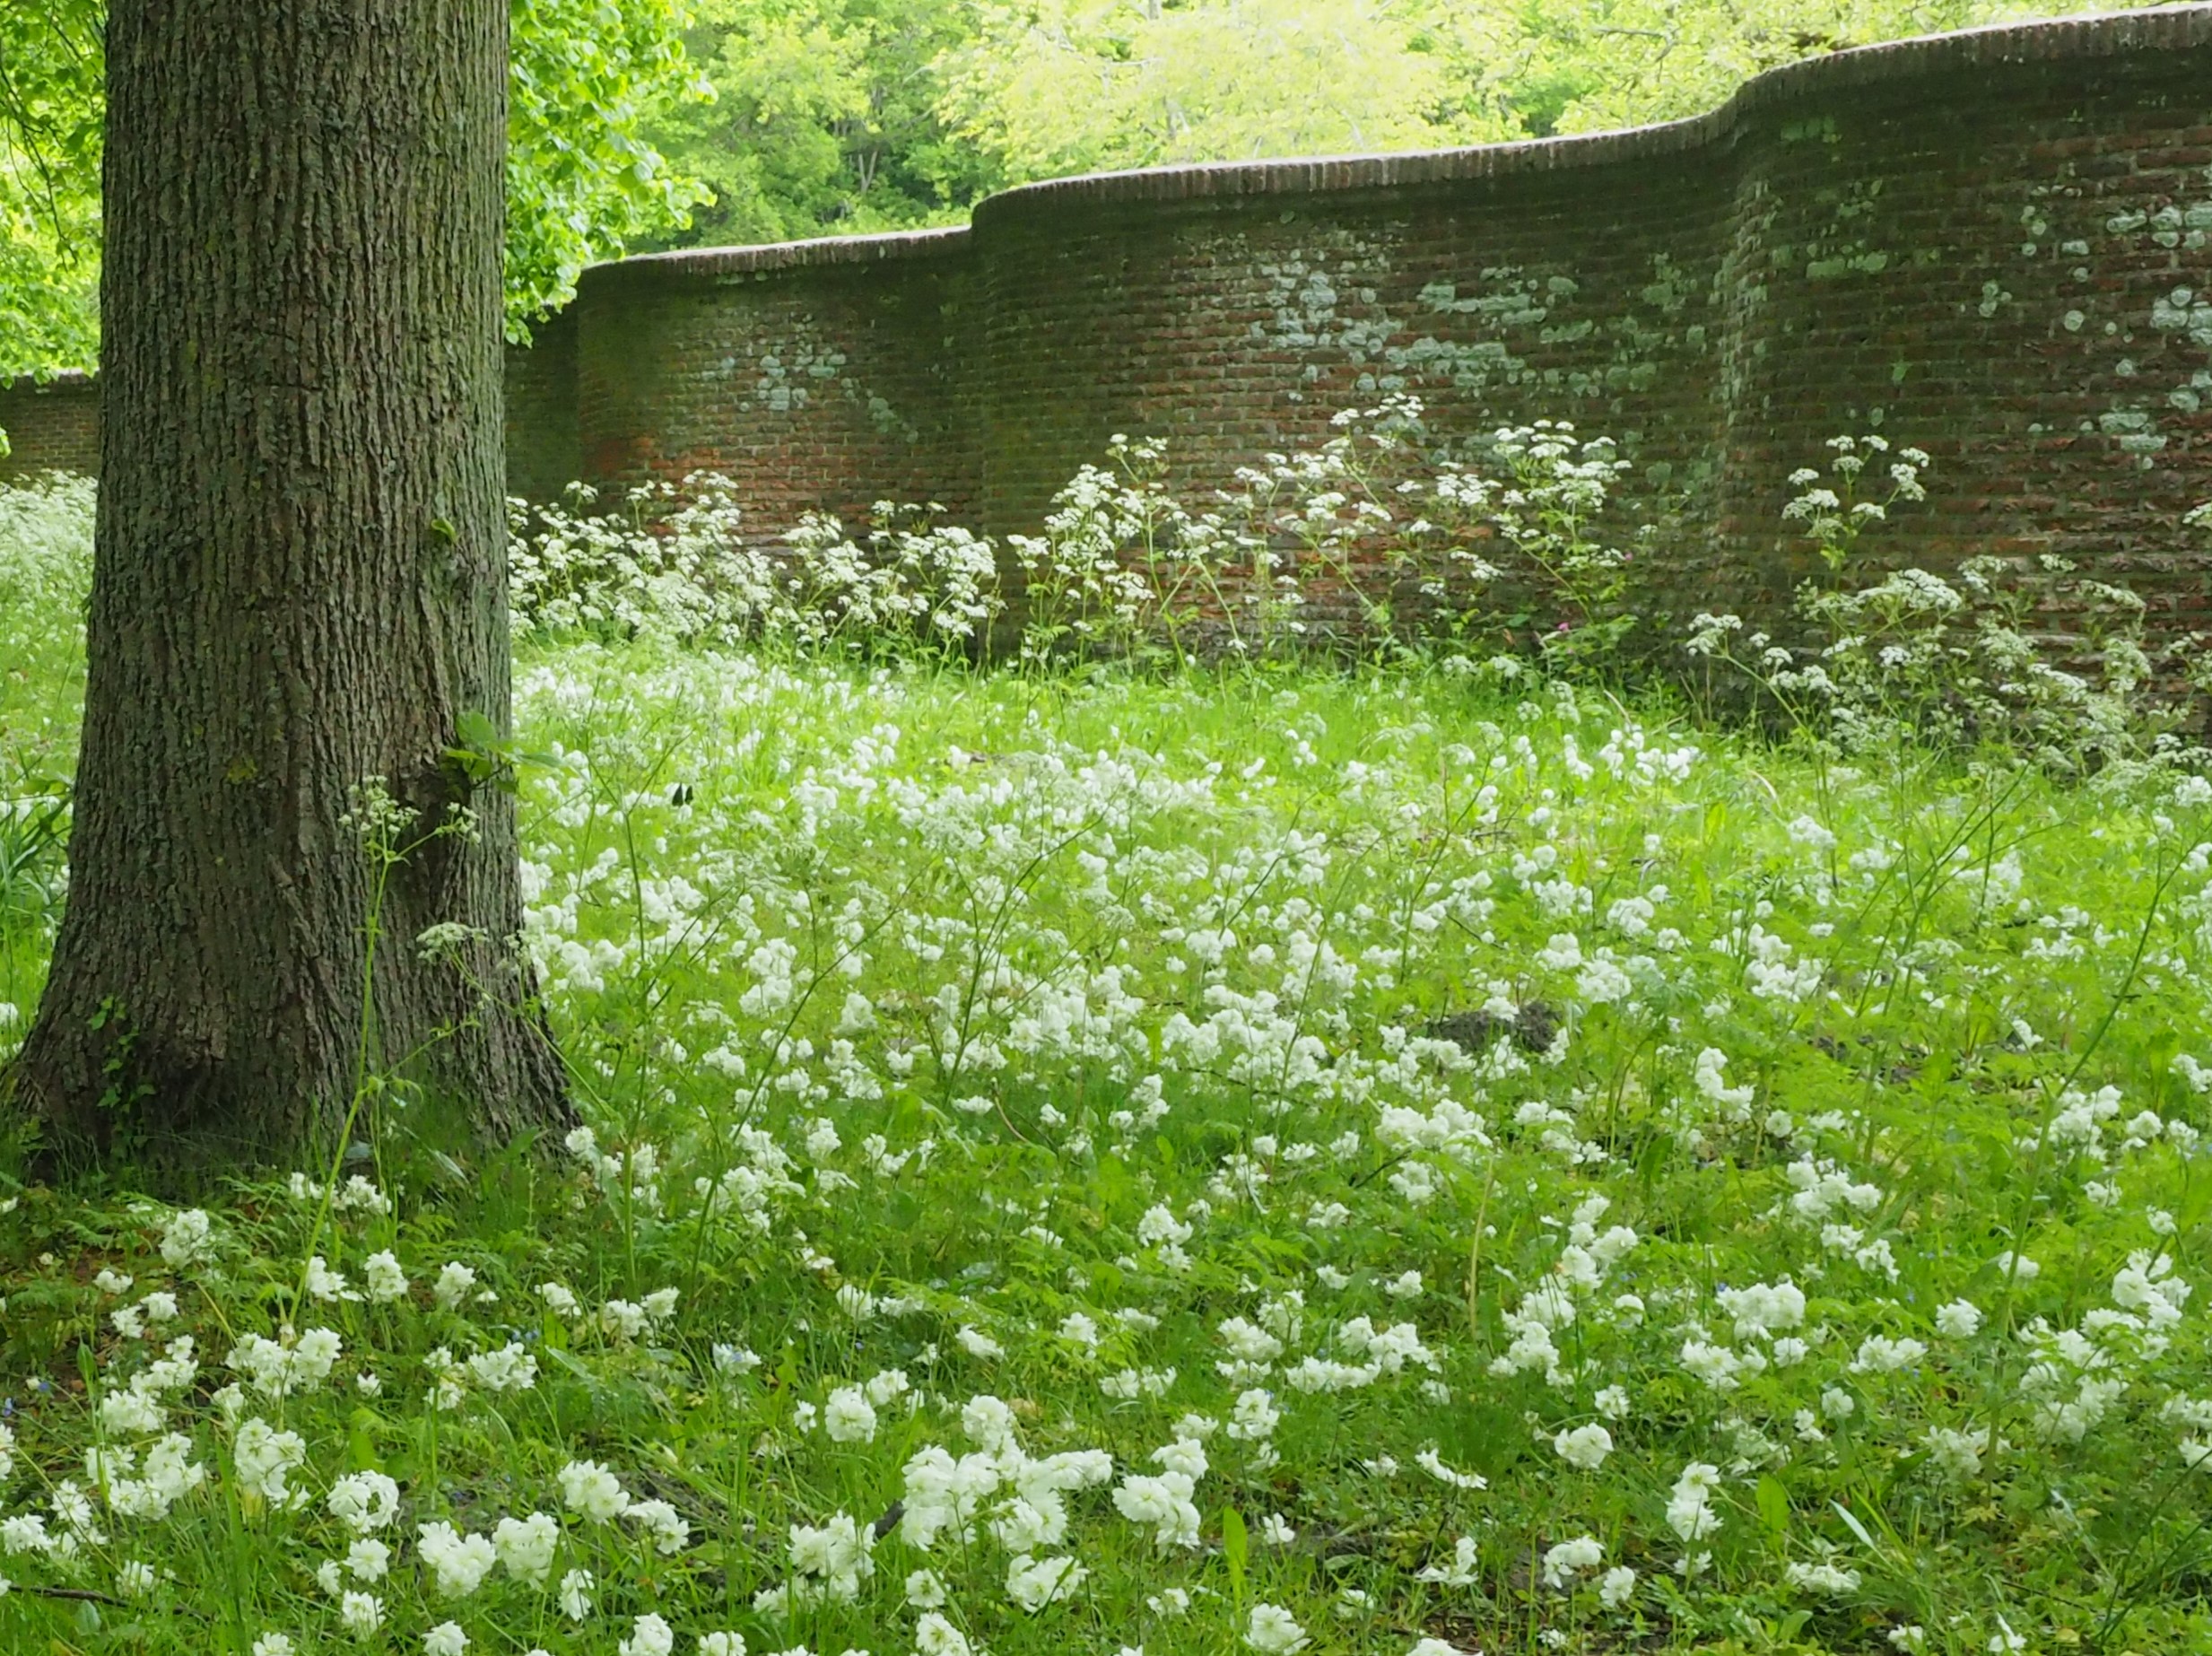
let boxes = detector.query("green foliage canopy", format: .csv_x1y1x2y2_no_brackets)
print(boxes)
647,0,998,248
639,0,2172,254
0,0,102,382
0,0,708,379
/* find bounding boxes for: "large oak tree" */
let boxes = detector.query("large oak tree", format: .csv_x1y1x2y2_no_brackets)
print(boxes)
7,0,571,1163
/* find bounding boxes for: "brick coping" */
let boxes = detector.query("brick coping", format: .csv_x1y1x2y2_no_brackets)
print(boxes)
582,2,2212,288
0,368,96,392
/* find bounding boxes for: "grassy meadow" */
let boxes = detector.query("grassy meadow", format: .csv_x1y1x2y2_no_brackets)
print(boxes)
3,451,2212,1656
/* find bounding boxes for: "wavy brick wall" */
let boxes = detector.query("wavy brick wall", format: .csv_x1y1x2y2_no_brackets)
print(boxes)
14,8,2212,636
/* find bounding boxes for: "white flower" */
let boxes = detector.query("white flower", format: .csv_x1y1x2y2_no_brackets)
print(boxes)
1667,1462,1723,1542
432,1261,477,1312
823,1385,878,1443
1851,1336,1928,1374
1416,1534,1480,1587
1244,1603,1309,1654
701,1636,748,1656
363,1252,409,1303
1227,1388,1280,1442
1936,1301,1983,1338
329,1471,401,1534
231,1327,343,1397
627,1498,691,1556
915,1611,973,1656
1113,1469,1202,1550
1785,1560,1862,1595
557,1568,594,1621
159,1209,214,1268
466,1343,537,1392
1598,1565,1637,1608
252,1636,296,1656
233,1418,309,1509
557,1459,631,1521
424,1622,468,1656
866,1368,911,1406
339,1591,383,1638
494,1512,561,1584
1553,1423,1613,1471
620,1614,675,1656
417,1521,498,1597
303,1256,355,1303
1541,1534,1603,1588
1923,1426,1985,1481
1006,1552,1087,1611
955,1324,1004,1359
1415,1446,1486,1489
1716,1279,1806,1339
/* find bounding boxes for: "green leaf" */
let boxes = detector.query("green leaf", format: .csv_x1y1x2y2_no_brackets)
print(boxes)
348,1407,385,1472
1221,1504,1248,1604
1756,1473,1790,1547
1832,1501,1877,1551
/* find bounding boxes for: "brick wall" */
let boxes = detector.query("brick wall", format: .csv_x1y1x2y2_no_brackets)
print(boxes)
16,8,2212,641
570,230,980,533
4,350,586,503
0,372,100,482
505,309,579,505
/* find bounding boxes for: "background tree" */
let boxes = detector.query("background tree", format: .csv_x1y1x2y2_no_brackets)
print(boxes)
635,0,2172,248
6,0,570,1164
934,0,1521,179
1481,0,2008,135
0,0,102,388
645,0,998,248
0,0,706,384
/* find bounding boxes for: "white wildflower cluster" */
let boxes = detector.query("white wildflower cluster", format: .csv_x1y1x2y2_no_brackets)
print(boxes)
8,446,2212,1656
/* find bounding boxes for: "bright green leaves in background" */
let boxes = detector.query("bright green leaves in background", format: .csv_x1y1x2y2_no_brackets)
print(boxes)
0,0,103,383
0,0,2188,379
1487,0,2126,136
0,0,708,375
930,0,1527,182
506,0,712,330
636,0,2178,255
649,0,998,248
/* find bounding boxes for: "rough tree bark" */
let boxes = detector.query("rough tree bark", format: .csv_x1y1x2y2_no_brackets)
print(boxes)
5,0,572,1165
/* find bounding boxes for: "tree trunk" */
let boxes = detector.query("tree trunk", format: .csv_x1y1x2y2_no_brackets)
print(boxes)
6,0,572,1167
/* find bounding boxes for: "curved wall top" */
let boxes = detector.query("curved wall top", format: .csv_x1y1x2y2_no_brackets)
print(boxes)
15,5,2212,641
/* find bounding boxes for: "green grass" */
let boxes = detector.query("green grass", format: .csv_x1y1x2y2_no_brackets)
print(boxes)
4,484,2212,1656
